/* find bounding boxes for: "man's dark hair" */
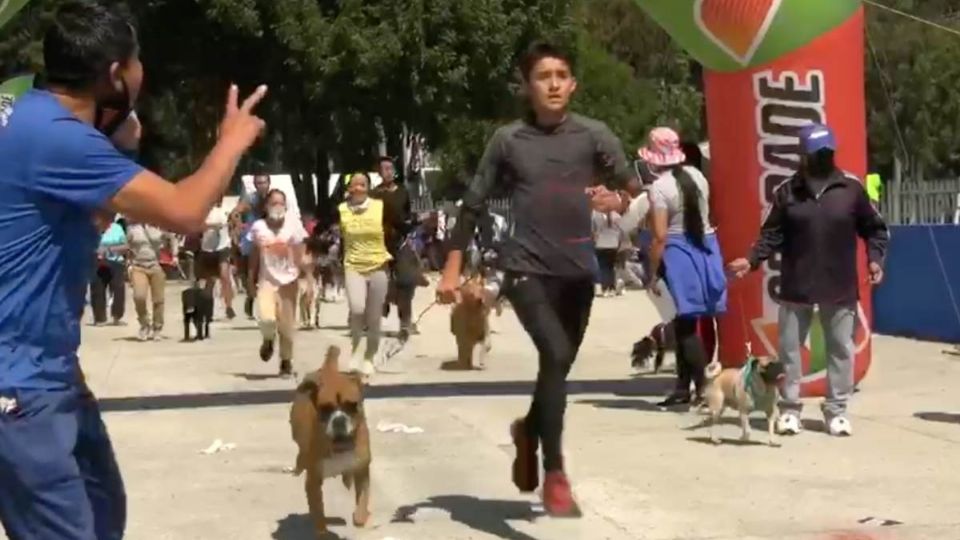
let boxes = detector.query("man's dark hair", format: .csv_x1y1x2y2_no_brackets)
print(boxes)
378,156,394,167
43,1,138,90
518,41,574,82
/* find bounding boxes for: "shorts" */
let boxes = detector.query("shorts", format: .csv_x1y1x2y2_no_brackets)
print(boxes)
0,386,126,539
196,249,230,280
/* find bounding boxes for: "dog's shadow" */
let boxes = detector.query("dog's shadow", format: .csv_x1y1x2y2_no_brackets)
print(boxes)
914,411,960,425
686,436,771,447
440,360,479,372
272,513,346,540
576,398,666,413
230,372,286,382
392,495,543,540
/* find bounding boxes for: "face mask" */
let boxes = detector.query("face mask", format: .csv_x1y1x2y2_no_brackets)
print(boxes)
95,76,133,137
268,207,286,221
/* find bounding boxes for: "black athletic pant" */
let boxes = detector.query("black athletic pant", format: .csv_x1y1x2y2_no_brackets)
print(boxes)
595,248,617,291
395,285,415,331
673,316,707,398
90,261,126,323
505,272,594,472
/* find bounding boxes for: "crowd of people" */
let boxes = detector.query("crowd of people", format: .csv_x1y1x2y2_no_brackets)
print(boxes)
0,2,890,537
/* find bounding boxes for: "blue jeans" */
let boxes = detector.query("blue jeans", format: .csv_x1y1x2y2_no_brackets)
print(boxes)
0,386,126,540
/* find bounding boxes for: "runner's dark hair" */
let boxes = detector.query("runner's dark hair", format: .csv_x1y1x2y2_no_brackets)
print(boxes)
667,164,707,250
43,1,138,90
518,41,574,82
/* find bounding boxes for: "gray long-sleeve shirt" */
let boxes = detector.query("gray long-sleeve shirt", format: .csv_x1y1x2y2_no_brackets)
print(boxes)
451,114,633,277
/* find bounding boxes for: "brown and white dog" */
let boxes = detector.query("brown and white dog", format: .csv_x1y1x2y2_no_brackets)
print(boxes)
290,346,371,537
630,321,675,373
450,274,496,370
702,357,786,446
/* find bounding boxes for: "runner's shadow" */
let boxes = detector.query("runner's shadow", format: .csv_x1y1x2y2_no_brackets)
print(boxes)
914,411,960,424
272,513,345,540
392,496,542,540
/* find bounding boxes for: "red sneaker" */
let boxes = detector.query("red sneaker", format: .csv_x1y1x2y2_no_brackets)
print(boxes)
510,419,538,493
542,471,581,518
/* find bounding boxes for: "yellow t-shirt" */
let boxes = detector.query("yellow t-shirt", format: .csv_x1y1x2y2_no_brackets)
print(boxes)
339,199,392,273
866,173,882,204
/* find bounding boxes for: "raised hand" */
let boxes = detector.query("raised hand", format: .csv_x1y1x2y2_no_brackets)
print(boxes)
219,84,268,153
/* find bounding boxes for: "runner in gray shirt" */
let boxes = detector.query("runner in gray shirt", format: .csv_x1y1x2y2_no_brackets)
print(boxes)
436,42,637,517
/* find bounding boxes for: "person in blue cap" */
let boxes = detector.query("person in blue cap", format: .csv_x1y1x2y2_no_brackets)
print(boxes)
728,123,889,438
0,2,267,537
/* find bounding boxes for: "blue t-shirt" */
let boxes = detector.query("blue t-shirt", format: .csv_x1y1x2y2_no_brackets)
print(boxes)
99,222,127,264
0,90,142,390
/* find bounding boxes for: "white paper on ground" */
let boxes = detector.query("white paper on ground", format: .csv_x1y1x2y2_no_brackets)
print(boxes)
375,421,424,434
200,439,237,455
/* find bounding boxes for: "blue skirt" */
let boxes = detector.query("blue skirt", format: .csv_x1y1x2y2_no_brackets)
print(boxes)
662,233,727,317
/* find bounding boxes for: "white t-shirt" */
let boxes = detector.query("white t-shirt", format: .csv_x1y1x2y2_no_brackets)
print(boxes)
250,218,307,286
649,166,715,235
592,211,622,250
618,192,651,235
201,206,231,252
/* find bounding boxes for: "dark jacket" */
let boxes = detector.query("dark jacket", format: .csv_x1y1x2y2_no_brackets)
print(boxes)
370,183,412,255
748,170,889,306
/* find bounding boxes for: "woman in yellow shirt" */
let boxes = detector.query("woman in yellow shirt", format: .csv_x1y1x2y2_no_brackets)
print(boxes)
339,173,392,376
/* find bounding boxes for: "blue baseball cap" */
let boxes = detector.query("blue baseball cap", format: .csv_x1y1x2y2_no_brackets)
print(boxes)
798,123,836,154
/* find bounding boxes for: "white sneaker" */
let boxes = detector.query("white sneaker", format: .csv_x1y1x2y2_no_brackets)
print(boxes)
828,416,853,437
776,414,803,435
137,327,150,342
361,359,375,378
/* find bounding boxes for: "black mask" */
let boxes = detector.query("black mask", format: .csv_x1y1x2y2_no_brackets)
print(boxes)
804,149,835,179
95,77,133,137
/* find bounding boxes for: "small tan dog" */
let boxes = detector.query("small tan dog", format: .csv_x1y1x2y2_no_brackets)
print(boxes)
702,357,786,446
290,346,371,537
450,274,495,370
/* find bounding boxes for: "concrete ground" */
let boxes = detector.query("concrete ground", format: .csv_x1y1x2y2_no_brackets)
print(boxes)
12,281,960,540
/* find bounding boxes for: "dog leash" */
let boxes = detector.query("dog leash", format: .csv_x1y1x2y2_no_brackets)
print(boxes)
380,281,470,362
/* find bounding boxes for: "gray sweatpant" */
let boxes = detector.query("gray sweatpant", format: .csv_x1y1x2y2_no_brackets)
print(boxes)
345,268,390,361
778,302,857,420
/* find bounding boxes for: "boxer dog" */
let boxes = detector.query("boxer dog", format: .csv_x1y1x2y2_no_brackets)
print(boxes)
181,283,213,341
702,357,786,446
450,274,495,370
290,346,371,536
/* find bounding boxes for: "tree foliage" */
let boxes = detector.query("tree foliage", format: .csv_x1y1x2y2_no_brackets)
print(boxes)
2,0,958,209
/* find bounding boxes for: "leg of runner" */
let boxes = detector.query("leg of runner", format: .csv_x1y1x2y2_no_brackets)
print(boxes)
504,273,593,516
219,251,235,319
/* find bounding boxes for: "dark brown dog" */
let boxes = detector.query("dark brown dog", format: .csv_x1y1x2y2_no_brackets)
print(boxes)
450,275,493,370
290,346,371,537
631,321,675,372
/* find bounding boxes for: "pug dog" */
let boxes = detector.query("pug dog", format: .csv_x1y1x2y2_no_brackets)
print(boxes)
702,357,786,446
290,346,371,537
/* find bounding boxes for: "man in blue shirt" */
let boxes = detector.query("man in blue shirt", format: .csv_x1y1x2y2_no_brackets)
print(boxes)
0,2,268,538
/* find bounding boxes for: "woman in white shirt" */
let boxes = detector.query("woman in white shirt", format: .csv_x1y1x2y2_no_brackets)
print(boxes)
248,190,307,378
198,199,236,319
592,210,622,297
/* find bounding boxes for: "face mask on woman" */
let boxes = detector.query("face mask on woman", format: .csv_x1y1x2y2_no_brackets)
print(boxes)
267,206,286,221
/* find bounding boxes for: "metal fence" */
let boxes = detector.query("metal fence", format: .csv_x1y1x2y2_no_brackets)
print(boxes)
880,178,960,225
410,194,511,220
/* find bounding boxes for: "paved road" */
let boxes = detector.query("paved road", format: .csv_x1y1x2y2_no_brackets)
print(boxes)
10,282,960,539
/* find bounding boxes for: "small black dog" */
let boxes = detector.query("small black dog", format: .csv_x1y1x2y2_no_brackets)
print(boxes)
631,321,675,373
182,284,213,341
